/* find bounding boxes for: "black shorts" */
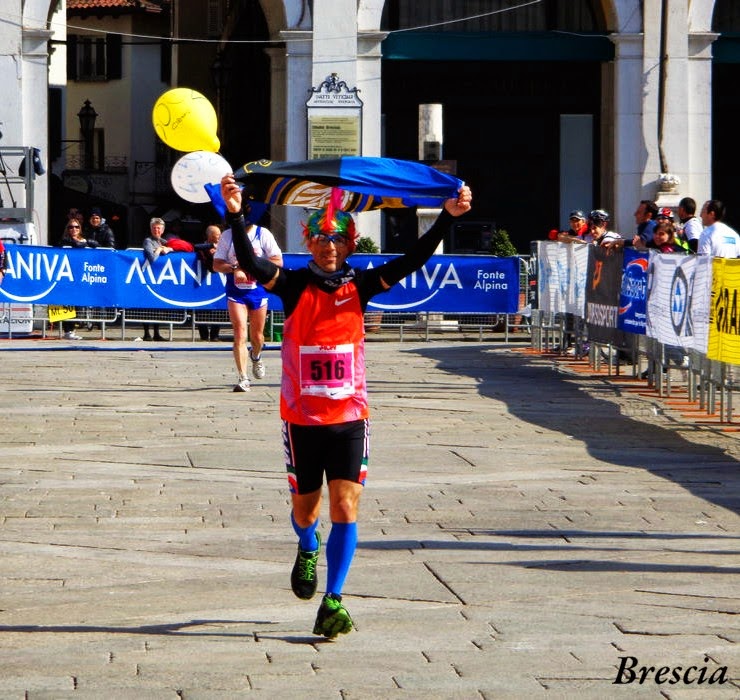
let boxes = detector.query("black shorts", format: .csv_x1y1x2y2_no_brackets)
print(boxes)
282,418,369,494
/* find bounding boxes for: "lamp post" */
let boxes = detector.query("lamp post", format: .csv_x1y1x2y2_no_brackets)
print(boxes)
210,51,230,146
77,99,98,170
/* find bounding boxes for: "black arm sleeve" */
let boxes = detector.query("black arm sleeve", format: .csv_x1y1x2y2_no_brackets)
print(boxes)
227,212,279,285
377,210,454,287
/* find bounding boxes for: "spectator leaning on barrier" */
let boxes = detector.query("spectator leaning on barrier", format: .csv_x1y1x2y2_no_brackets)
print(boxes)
678,197,703,253
654,207,690,252
632,199,658,246
58,219,93,340
549,209,588,243
585,209,621,246
61,218,96,248
141,217,173,342
698,200,740,258
85,208,115,248
143,218,172,263
636,219,686,253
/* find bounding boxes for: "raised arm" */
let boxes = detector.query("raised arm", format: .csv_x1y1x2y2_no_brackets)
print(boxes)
221,174,281,289
377,185,472,289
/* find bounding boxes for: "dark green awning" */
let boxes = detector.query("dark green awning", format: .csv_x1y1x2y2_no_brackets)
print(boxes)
714,34,740,63
381,31,614,62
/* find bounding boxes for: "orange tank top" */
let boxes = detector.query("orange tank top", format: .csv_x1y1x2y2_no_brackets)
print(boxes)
280,280,368,425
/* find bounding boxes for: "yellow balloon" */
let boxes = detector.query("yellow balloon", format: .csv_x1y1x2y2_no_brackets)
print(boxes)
152,88,220,153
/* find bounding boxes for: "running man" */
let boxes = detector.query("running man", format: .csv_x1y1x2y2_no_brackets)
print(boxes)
213,217,283,391
220,174,472,637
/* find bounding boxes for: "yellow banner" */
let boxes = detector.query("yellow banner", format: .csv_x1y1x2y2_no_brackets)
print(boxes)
707,257,740,363
48,305,77,323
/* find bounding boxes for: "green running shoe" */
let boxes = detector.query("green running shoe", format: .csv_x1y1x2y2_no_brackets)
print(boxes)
290,531,321,600
312,593,354,638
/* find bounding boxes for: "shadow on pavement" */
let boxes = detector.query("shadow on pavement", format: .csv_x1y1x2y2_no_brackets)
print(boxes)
402,344,740,516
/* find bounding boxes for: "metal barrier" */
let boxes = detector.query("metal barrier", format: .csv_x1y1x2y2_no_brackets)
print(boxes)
527,310,740,424
30,305,120,339
9,305,531,344
120,308,190,341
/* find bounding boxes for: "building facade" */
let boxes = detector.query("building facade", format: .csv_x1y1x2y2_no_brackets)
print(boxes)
1,1,739,250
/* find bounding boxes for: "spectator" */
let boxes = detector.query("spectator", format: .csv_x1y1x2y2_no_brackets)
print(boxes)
58,219,92,339
61,219,96,248
213,216,283,392
143,218,172,264
585,209,622,246
549,210,588,243
697,200,740,258
62,208,85,246
85,208,115,248
141,217,172,341
195,224,223,341
629,199,658,247
639,219,690,374
678,197,703,253
636,219,685,253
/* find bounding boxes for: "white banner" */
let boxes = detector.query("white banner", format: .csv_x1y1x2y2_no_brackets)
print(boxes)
568,243,589,317
646,252,710,352
537,241,588,316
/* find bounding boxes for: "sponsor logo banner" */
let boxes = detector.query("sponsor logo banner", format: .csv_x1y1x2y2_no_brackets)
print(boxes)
0,246,520,314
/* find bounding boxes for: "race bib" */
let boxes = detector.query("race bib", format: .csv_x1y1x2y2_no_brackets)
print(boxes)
299,344,355,399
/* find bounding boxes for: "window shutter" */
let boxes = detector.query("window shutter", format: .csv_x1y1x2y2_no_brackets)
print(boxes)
67,34,78,80
160,40,171,83
106,33,122,80
207,0,222,38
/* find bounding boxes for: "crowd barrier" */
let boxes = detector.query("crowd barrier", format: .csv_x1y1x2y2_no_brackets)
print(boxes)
530,240,740,423
8,306,531,344
0,246,533,343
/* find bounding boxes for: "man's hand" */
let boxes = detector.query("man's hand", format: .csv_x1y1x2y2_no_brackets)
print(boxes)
444,185,472,217
221,174,242,214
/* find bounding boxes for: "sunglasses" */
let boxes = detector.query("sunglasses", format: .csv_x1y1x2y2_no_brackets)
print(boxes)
67,225,80,230
310,233,349,246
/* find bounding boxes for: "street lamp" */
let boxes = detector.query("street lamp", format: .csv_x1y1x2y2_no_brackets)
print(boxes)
77,99,98,170
210,51,231,144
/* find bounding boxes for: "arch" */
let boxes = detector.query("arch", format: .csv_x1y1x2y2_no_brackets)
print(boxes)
22,0,56,27
358,0,385,31
688,0,715,33
607,0,642,33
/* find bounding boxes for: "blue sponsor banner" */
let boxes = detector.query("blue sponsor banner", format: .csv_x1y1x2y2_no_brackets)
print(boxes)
0,245,520,313
618,249,649,335
351,253,520,313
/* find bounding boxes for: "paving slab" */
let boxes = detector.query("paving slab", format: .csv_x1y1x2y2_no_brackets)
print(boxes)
0,338,738,698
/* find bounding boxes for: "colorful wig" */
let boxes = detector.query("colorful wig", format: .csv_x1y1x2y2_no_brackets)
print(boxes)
301,188,358,252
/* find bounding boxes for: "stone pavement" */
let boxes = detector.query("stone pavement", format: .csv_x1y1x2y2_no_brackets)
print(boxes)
0,337,737,699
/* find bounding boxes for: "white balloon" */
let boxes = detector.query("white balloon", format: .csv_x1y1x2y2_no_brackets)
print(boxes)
170,151,232,203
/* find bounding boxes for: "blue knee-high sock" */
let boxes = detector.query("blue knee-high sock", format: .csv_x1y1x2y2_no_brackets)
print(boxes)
326,521,358,597
291,511,319,552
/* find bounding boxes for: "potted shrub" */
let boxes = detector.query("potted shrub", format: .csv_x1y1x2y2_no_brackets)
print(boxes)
355,235,380,253
489,228,518,257
488,228,523,330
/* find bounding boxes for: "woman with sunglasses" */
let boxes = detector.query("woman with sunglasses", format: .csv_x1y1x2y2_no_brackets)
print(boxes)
61,219,97,248
57,219,97,340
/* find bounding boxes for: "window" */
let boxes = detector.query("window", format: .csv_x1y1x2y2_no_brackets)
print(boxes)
67,34,122,82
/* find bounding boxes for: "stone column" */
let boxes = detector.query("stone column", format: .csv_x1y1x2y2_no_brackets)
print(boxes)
21,26,52,244
279,30,312,251
687,32,718,203
609,32,645,235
